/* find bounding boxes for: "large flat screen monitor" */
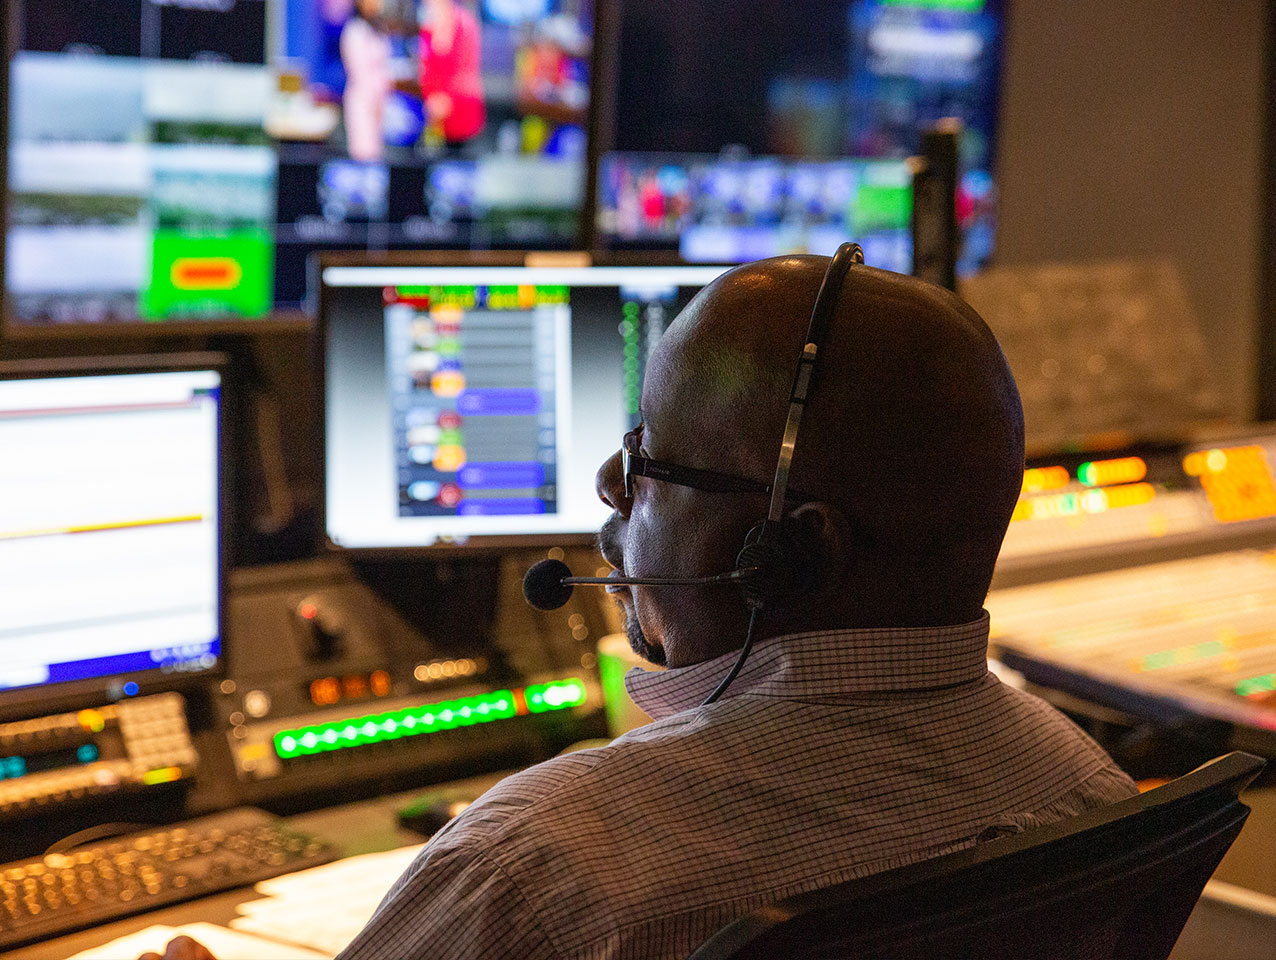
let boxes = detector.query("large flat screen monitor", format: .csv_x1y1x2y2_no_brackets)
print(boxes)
595,0,1001,274
3,0,594,331
0,356,226,718
321,254,729,550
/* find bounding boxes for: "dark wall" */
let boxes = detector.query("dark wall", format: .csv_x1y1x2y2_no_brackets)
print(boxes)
994,0,1268,421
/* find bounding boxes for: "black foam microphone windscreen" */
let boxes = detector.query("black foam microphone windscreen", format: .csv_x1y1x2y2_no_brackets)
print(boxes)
522,558,575,611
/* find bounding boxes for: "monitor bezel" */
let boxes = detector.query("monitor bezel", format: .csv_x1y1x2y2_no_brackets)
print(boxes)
0,352,231,722
315,249,723,556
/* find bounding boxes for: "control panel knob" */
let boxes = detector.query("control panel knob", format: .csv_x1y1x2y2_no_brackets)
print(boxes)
294,596,345,661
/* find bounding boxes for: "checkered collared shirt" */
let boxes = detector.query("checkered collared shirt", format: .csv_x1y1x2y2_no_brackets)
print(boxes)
338,614,1136,960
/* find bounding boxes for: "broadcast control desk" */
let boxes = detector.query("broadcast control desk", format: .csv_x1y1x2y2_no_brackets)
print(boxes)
7,766,1275,960
4,770,508,960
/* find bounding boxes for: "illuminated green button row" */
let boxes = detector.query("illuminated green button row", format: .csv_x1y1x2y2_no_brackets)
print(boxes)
275,690,516,759
1141,640,1226,672
525,678,588,713
273,679,589,760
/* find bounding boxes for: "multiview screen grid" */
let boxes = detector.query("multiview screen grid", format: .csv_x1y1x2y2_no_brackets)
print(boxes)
0,370,221,693
6,0,594,323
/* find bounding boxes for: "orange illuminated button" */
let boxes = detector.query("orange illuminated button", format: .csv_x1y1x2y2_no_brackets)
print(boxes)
309,677,340,707
342,675,368,699
170,257,243,291
1185,445,1276,523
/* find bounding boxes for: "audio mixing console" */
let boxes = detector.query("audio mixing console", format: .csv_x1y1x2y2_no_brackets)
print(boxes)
989,548,1276,750
987,425,1276,755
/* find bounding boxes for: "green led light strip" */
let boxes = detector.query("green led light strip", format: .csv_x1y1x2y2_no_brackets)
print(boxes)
274,679,587,760
525,678,588,713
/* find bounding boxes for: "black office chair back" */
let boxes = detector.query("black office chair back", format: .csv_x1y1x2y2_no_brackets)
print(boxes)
690,752,1265,960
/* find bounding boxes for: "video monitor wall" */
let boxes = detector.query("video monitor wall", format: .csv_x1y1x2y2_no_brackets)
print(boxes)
5,0,594,326
596,0,1002,273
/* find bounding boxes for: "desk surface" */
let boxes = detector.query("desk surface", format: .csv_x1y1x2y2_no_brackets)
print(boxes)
5,771,509,960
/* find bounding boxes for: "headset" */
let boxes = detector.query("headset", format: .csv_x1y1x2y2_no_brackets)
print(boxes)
524,242,865,705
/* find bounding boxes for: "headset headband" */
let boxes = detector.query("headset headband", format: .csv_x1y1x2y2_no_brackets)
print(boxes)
763,242,864,529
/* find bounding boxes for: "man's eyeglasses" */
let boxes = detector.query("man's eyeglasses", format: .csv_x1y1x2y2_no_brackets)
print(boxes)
622,424,812,502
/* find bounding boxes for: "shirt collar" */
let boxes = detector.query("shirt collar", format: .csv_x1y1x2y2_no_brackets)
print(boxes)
624,611,990,720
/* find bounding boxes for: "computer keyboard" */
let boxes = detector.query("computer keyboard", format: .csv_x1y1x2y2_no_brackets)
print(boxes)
0,807,336,951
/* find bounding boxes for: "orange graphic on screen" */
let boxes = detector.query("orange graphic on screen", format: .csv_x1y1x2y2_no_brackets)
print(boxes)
433,444,466,472
170,257,243,291
431,370,466,397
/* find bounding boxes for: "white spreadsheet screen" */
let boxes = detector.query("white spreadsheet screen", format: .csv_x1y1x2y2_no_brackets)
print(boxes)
0,369,221,691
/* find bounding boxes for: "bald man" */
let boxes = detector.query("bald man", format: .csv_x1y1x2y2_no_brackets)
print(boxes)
146,258,1135,960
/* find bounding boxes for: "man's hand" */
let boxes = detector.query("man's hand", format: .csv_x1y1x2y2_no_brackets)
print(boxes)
137,935,218,960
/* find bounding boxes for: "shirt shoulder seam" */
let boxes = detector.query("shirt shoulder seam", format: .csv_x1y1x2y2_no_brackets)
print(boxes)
476,746,634,838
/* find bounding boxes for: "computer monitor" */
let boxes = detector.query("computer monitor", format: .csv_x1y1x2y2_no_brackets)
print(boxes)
320,253,729,550
4,0,595,331
0,356,226,720
594,0,1002,274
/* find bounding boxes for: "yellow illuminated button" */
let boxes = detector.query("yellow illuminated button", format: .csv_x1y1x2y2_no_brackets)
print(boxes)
1077,457,1147,487
1022,466,1070,493
1102,482,1156,510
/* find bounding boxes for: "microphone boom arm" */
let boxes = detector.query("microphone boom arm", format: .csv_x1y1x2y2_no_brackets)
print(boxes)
565,567,760,587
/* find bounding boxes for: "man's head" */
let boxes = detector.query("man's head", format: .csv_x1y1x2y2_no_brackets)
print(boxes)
595,255,1024,668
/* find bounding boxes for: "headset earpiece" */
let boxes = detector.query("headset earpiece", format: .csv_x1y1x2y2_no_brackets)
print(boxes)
735,241,862,613
735,517,821,612
735,522,783,611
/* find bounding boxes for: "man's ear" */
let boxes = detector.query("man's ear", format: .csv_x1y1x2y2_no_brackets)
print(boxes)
784,500,851,596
